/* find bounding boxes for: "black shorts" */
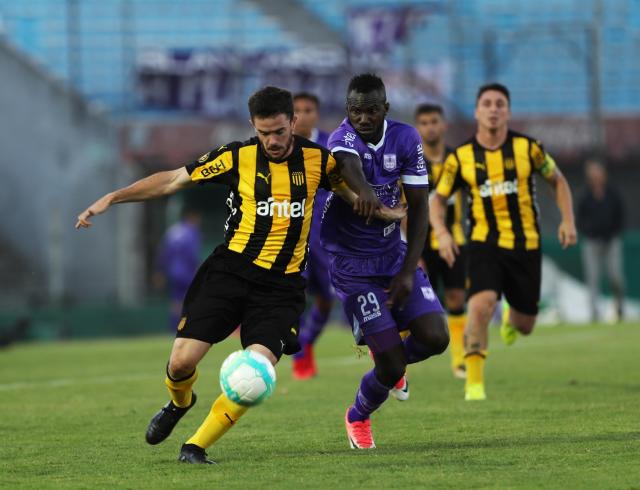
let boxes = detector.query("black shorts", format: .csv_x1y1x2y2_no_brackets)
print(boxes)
467,242,541,315
176,246,306,360
422,245,467,291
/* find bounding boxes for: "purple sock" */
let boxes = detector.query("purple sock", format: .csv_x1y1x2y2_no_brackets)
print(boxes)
348,369,393,422
403,335,432,364
293,306,330,360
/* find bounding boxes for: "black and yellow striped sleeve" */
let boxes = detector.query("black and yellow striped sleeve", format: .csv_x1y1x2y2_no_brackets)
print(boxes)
320,153,348,192
530,140,556,179
185,142,239,185
435,151,462,198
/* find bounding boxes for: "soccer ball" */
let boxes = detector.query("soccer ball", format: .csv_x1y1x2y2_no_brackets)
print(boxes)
219,350,276,406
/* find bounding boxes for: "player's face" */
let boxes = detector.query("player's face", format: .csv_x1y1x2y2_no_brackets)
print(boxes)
252,113,297,161
415,112,446,146
346,90,389,141
475,90,510,132
293,99,319,135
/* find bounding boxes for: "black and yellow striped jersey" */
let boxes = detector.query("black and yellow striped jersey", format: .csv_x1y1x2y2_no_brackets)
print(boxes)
436,130,556,250
428,147,466,250
185,135,338,274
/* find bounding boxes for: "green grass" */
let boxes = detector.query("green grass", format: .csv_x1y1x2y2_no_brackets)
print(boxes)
1,323,639,489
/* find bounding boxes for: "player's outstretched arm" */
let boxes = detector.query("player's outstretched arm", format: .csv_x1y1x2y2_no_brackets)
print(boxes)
429,193,459,267
75,167,193,229
386,186,428,307
333,151,381,223
543,166,577,249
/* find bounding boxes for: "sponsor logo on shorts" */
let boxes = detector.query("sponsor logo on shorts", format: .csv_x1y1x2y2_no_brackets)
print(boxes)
421,286,436,301
256,197,306,218
479,178,518,198
177,317,187,331
363,311,382,322
383,222,396,237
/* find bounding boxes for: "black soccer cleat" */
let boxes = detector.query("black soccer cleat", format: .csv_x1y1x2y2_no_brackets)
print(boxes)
178,443,216,465
145,392,197,445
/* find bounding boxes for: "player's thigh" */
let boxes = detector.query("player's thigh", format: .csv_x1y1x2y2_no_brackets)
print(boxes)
305,247,334,302
342,285,397,348
177,263,246,346
392,268,445,331
241,284,306,361
502,249,541,316
406,311,449,351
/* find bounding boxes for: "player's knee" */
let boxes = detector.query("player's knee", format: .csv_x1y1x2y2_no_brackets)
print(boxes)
168,353,197,379
517,322,535,335
430,325,450,355
471,297,496,325
375,362,406,387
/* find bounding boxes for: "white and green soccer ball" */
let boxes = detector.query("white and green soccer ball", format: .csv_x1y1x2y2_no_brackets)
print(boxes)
219,350,276,406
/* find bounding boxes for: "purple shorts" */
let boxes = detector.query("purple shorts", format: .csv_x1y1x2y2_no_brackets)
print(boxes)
303,243,334,300
328,250,444,345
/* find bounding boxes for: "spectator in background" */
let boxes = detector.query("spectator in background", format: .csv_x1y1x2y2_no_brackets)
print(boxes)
577,160,626,322
156,207,202,330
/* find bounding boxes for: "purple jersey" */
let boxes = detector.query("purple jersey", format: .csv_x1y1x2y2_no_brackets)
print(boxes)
321,118,428,257
158,221,201,288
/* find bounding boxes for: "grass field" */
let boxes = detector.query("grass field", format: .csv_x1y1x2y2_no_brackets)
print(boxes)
1,322,639,489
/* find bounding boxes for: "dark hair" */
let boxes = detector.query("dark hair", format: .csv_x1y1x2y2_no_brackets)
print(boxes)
293,91,320,108
248,86,294,120
414,103,444,119
347,73,386,96
476,83,510,104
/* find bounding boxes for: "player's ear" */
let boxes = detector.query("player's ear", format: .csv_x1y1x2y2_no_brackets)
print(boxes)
290,114,298,128
384,102,390,114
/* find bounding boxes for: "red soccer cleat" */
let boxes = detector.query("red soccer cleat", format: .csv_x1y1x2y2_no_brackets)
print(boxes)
345,408,376,449
292,344,317,380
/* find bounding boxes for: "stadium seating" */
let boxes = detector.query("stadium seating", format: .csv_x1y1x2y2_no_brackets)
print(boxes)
0,0,638,114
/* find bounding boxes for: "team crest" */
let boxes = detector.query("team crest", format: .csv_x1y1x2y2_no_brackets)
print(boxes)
504,158,515,170
383,154,397,171
198,152,211,163
292,171,305,186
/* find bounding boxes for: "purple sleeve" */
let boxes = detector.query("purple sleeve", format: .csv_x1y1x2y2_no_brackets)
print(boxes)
328,124,360,157
399,127,429,187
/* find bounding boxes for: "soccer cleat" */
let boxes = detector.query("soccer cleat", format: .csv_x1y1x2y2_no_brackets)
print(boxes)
145,392,197,445
178,443,216,465
465,383,487,401
345,408,376,449
292,344,317,380
452,364,467,380
500,304,518,346
389,375,410,401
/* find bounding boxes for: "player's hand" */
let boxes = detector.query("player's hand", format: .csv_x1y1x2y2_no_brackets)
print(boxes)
436,230,459,268
353,187,382,225
376,203,407,223
386,268,414,309
558,220,577,249
75,194,113,229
